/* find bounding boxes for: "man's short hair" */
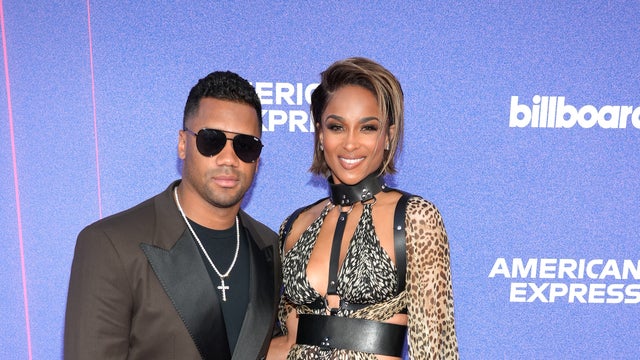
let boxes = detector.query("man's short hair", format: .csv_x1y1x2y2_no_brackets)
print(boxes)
183,71,262,132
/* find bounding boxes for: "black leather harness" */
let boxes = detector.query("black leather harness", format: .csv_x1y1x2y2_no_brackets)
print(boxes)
281,174,413,356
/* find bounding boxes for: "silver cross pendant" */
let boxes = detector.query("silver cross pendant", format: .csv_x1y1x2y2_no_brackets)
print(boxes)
217,278,229,301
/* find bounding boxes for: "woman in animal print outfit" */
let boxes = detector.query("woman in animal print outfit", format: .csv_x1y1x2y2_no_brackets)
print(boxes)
268,57,458,360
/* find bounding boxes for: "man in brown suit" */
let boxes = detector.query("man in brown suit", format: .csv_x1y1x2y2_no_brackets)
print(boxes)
64,71,280,359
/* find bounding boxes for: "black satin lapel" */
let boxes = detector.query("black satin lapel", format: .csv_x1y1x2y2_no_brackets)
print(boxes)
232,230,275,359
141,231,231,360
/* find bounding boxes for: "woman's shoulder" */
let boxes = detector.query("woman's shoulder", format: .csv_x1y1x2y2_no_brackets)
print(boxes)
399,194,447,236
404,194,441,217
278,198,328,242
283,198,327,225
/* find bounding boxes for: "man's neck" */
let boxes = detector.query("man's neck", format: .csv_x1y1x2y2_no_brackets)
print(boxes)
174,183,239,230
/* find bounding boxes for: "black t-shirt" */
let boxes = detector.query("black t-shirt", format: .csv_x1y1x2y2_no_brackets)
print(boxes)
190,219,250,355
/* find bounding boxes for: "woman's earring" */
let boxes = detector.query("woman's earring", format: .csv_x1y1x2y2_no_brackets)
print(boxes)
320,143,324,151
385,142,390,150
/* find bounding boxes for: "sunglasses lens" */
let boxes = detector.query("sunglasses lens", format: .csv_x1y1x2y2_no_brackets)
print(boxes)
233,135,263,163
195,129,226,157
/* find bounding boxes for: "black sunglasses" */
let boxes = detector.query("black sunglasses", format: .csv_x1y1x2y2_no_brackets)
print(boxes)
184,128,263,163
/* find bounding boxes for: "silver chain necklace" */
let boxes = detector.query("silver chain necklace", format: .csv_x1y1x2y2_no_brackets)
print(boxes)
173,187,240,302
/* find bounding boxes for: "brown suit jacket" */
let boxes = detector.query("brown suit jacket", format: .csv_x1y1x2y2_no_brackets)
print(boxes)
64,181,280,360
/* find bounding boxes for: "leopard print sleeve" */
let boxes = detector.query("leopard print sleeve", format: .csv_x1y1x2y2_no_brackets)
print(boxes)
405,197,459,359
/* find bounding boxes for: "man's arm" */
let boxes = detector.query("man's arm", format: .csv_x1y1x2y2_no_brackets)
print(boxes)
64,225,133,359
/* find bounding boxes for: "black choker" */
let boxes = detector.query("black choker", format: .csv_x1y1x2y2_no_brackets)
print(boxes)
329,173,386,206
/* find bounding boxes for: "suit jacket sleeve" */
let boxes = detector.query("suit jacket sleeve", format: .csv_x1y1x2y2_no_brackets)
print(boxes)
64,224,133,359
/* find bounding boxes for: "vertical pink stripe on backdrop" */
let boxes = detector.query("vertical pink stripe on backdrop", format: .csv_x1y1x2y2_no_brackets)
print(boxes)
86,0,103,219
0,0,33,359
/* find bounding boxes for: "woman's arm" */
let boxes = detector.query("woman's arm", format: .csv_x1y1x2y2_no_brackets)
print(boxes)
267,211,309,360
405,198,459,359
267,291,299,359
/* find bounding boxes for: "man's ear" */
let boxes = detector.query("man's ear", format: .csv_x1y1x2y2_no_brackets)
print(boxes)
178,130,187,160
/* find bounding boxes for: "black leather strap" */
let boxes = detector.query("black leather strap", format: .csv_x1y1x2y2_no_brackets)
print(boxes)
305,297,407,315
296,313,407,357
280,207,305,255
392,192,412,294
329,173,385,205
327,210,349,296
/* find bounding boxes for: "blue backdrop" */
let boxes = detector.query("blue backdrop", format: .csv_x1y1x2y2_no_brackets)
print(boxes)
1,1,639,359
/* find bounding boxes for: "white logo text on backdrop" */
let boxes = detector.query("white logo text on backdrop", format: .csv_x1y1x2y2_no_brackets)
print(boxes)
253,81,319,132
510,95,640,129
489,257,640,303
